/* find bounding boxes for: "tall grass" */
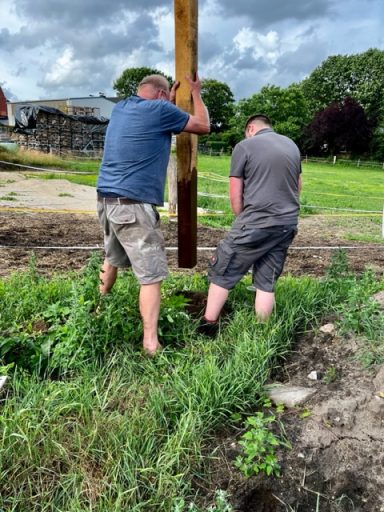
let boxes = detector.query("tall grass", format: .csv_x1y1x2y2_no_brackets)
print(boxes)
1,252,382,510
0,146,100,173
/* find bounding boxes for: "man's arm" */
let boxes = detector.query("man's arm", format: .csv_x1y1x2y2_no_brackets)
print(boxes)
229,177,244,216
181,74,210,135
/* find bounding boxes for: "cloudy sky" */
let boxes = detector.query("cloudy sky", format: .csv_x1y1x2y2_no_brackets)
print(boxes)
1,0,383,102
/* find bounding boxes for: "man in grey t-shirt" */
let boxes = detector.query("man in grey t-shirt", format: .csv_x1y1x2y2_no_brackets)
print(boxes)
198,114,302,336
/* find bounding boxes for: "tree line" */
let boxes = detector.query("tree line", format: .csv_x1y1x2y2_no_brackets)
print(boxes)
113,49,384,160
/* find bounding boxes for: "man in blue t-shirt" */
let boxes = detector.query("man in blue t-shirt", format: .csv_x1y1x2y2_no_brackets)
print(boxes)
97,73,210,355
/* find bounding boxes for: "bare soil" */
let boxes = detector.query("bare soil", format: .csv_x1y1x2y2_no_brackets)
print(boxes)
0,171,383,278
201,330,384,512
1,172,384,511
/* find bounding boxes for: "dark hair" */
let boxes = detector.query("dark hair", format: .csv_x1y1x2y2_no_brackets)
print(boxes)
244,114,272,130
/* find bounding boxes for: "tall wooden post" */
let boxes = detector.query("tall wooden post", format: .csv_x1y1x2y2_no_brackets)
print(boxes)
174,0,198,268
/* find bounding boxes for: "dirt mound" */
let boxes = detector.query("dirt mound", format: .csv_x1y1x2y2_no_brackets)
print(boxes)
204,326,384,511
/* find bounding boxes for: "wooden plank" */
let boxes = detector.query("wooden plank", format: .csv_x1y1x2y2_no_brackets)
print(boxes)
174,0,198,268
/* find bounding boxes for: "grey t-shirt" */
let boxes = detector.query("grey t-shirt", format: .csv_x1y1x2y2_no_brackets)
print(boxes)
230,128,301,228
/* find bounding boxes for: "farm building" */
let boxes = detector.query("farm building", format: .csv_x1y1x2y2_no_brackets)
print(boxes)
6,94,121,154
11,105,110,154
6,94,119,126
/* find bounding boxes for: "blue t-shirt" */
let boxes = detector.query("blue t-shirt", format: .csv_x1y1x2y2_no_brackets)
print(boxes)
97,96,189,205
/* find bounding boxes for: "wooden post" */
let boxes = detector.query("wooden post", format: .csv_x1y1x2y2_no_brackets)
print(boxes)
174,0,198,268
167,152,177,216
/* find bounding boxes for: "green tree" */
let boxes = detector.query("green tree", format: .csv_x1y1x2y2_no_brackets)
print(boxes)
113,67,173,98
231,84,310,145
301,48,384,122
201,78,235,133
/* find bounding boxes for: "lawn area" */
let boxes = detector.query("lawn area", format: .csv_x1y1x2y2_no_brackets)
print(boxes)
197,155,384,213
3,149,383,235
1,147,384,509
1,255,382,510
3,148,382,215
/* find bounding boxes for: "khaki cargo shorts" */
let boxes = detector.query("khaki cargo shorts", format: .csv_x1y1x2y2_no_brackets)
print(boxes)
97,199,168,285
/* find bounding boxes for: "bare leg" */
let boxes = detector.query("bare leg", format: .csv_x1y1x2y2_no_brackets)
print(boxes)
140,282,162,355
99,259,118,295
255,289,275,321
204,283,229,322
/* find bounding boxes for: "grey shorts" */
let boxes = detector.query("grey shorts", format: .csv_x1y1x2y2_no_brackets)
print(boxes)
97,199,168,285
208,225,297,292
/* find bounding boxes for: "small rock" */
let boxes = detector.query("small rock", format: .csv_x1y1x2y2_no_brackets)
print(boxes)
265,384,317,408
372,290,384,309
308,370,320,381
319,323,335,335
367,396,384,419
373,365,384,392
0,376,7,391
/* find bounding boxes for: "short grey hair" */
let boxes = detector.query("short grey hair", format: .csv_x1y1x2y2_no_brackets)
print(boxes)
138,75,170,92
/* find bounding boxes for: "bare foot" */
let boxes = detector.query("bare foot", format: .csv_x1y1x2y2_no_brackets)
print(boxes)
143,342,163,357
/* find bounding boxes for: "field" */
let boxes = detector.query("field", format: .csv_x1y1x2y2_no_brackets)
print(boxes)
0,150,384,511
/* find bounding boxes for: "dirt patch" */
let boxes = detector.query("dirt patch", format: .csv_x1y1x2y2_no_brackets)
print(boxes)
0,210,383,278
0,171,383,277
201,327,384,511
1,171,384,510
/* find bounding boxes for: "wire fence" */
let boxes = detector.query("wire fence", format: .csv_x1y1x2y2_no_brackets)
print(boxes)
1,157,383,238
302,155,384,169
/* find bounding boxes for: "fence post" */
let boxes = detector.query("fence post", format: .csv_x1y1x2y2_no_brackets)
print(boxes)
357,159,360,167
333,155,337,165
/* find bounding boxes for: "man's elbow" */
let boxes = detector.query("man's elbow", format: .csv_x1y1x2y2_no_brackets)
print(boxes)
197,122,210,135
183,117,211,134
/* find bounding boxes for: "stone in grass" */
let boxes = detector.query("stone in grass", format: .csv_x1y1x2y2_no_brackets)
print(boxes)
264,384,317,408
319,323,336,335
0,376,7,392
372,291,384,309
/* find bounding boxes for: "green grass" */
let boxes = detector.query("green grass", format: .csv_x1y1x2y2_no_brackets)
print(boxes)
2,148,382,220
300,163,384,212
0,191,18,201
0,146,100,173
196,156,384,233
197,156,384,213
1,148,383,239
0,253,383,510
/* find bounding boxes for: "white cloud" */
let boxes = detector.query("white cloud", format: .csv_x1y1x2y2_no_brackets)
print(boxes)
233,28,280,62
0,0,382,101
43,48,77,86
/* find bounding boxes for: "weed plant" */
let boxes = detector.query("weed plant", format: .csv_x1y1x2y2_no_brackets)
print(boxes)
234,406,290,478
0,253,382,510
